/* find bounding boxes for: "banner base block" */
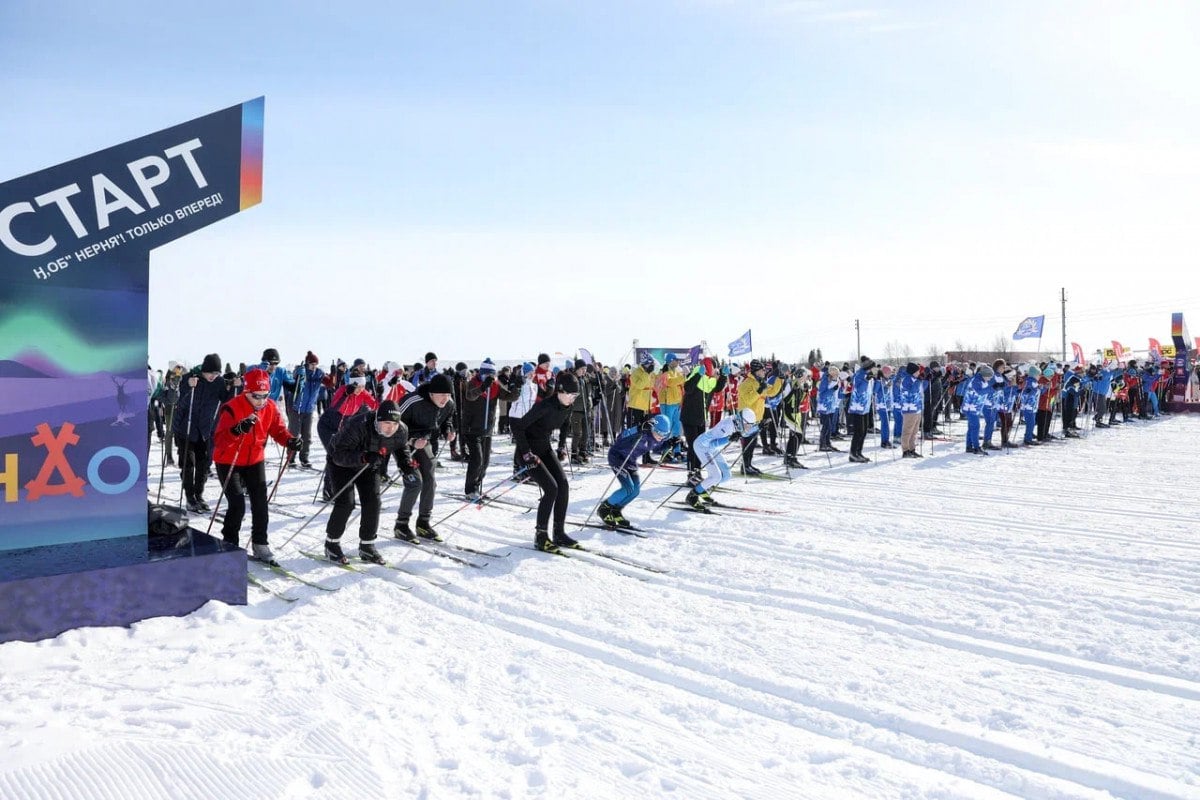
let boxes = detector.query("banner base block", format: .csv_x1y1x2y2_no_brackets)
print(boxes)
0,530,246,644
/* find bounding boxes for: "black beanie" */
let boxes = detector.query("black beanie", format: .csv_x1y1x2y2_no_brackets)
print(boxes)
455,362,468,372
201,353,222,373
424,352,437,363
426,373,453,394
262,348,280,363
556,371,579,393
574,358,586,369
376,400,401,423
906,362,920,375
537,352,551,365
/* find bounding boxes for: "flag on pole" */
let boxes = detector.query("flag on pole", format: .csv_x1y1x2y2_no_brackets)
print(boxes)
578,348,594,366
1148,338,1162,361
1071,342,1085,365
728,329,752,357
1012,315,1045,340
1111,340,1125,361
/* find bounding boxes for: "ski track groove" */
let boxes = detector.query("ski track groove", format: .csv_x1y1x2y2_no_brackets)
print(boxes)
399,561,1193,800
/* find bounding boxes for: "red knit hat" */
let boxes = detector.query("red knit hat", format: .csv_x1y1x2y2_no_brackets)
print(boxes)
244,368,270,393
305,351,319,365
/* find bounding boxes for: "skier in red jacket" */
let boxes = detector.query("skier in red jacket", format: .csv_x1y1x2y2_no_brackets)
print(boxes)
212,367,301,563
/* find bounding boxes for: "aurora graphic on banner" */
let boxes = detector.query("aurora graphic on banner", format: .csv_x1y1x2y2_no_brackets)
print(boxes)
0,98,264,580
633,346,702,370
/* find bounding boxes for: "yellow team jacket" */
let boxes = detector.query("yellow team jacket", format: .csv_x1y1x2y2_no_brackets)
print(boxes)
654,371,685,406
737,374,783,421
627,365,656,412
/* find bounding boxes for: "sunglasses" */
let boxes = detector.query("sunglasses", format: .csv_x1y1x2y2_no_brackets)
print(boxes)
247,392,270,400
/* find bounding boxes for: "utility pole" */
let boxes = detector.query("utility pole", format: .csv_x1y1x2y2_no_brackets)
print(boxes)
1060,288,1067,362
855,319,861,361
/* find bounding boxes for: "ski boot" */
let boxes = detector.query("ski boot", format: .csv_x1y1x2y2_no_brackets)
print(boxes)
416,519,443,542
393,520,418,543
684,489,711,512
552,530,581,549
535,528,560,553
359,541,386,565
740,464,763,477
686,470,703,486
597,501,620,528
250,543,278,566
324,539,349,565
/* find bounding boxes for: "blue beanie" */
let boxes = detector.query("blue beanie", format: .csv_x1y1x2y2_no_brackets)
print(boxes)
479,358,496,376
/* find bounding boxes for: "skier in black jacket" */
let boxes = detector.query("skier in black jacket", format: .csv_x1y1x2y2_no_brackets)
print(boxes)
323,400,413,564
461,358,521,499
173,353,236,512
680,357,727,481
511,371,580,552
392,373,456,542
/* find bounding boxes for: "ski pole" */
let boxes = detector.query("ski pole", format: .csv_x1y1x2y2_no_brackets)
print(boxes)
267,445,294,504
176,378,196,507
651,440,736,514
432,465,532,528
578,431,644,530
204,432,246,539
278,461,373,549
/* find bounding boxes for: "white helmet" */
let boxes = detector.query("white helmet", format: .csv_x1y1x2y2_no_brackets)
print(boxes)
734,408,756,432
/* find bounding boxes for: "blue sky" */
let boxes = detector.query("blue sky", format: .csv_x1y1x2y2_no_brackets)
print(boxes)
3,0,1198,368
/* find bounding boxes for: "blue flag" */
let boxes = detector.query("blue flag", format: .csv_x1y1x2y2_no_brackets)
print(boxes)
728,329,752,357
1012,315,1045,341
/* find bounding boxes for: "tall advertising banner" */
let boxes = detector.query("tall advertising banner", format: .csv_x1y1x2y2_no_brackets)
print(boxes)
0,99,263,637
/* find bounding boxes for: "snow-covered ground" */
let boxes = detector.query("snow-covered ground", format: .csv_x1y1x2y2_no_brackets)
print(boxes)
2,415,1198,799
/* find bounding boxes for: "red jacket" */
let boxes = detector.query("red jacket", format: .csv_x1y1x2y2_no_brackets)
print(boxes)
213,393,292,466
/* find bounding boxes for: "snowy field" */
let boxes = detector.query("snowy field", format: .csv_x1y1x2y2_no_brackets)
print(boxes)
1,415,1199,799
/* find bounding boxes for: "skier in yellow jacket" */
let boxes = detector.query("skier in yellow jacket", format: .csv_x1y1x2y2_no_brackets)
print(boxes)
736,359,783,476
627,353,657,463
653,354,687,462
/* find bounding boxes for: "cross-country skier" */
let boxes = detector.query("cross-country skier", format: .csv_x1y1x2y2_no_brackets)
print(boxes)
392,372,456,542
212,368,302,563
323,400,412,565
461,358,521,500
684,408,758,510
596,413,674,529
511,371,582,553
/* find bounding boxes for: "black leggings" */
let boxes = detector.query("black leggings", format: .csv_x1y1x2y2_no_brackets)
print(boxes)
683,423,705,473
326,463,380,542
530,447,569,534
177,437,211,503
215,461,269,546
397,445,436,524
848,412,869,456
464,434,492,496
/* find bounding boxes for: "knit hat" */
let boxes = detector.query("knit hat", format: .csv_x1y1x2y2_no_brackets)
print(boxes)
749,359,765,372
639,353,655,368
424,352,437,364
201,353,222,373
861,358,876,371
537,353,551,365
261,348,280,364
455,362,468,372
305,351,319,365
905,362,920,375
376,400,401,424
881,365,893,377
352,358,366,368
522,361,535,374
243,368,270,393
978,365,995,379
479,358,497,376
556,371,580,393
426,373,453,394
574,358,586,369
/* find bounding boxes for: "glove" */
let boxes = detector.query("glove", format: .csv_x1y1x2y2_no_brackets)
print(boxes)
361,451,382,466
481,375,494,387
231,414,258,435
388,375,400,387
720,365,730,376
286,437,303,452
402,472,420,487
640,419,654,432
521,452,541,467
